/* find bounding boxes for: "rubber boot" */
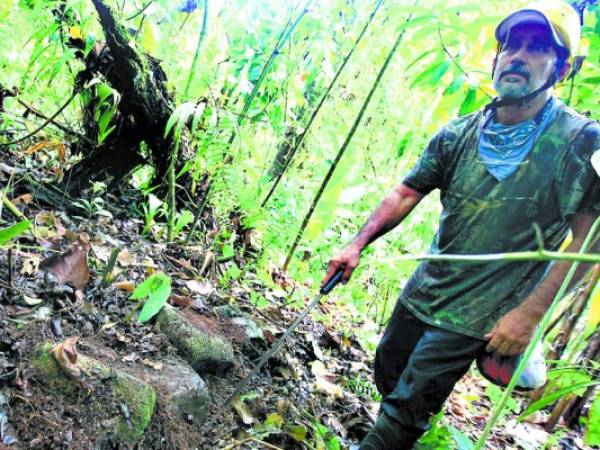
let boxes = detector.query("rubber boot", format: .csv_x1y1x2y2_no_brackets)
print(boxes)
359,413,422,450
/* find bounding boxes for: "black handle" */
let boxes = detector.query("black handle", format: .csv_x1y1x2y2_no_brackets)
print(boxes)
320,269,344,295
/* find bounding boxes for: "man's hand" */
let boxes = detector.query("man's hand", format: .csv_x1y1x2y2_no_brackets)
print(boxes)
321,244,362,288
484,306,538,356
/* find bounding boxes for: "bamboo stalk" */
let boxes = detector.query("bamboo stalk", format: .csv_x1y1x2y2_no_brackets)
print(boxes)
398,250,600,264
167,139,181,242
474,217,600,450
183,0,209,99
260,0,384,208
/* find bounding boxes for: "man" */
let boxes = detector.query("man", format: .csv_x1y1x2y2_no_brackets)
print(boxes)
321,2,600,449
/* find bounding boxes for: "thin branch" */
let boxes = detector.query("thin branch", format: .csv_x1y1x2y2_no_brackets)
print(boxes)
126,0,154,20
0,92,78,147
16,98,93,144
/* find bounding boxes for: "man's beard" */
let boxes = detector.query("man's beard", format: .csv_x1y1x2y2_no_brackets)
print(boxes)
493,78,531,99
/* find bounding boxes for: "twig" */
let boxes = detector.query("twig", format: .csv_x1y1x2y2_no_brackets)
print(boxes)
398,249,600,264
16,98,93,145
1,92,78,146
126,0,154,20
7,247,13,287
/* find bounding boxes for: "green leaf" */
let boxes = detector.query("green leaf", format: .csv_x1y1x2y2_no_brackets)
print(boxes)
130,273,172,323
518,380,600,421
411,61,450,88
458,87,477,116
0,220,31,245
444,74,465,96
405,48,439,72
585,393,600,446
286,424,308,442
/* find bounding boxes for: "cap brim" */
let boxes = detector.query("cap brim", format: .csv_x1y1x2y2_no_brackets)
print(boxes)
496,9,566,52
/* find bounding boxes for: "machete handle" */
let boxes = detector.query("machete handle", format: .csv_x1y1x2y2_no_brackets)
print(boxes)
320,268,344,295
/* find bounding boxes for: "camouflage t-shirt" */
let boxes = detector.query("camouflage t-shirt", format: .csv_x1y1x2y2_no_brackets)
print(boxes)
400,100,600,339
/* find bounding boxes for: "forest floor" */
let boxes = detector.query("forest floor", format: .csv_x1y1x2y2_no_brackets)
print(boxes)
0,148,594,449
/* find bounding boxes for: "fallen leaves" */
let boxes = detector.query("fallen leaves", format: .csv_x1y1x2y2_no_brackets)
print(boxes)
117,249,135,267
40,242,91,291
113,280,136,292
52,337,84,386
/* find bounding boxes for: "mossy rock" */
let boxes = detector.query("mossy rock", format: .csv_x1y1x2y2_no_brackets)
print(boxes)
157,304,234,375
32,342,156,445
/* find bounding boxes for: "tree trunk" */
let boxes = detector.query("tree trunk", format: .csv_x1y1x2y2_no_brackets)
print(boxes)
62,0,191,196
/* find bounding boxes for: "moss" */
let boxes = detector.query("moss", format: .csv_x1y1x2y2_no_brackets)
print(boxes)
31,342,77,394
33,342,156,445
113,373,156,444
157,306,234,373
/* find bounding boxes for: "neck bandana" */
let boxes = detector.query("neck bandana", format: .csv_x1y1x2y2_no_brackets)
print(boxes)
478,97,560,181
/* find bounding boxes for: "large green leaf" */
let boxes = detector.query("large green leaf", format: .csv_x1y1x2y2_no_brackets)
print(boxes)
131,273,172,323
0,220,31,245
411,61,450,88
518,380,600,421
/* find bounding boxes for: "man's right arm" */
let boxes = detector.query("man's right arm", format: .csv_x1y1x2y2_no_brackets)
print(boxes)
321,183,426,286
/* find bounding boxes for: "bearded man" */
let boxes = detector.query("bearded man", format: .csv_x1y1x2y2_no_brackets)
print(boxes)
322,2,600,448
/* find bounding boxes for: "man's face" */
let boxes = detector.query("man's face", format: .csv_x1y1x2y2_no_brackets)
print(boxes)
492,23,560,100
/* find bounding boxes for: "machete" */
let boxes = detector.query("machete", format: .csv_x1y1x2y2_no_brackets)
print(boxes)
203,268,344,433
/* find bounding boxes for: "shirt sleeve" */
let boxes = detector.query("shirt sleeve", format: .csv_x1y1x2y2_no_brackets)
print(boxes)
556,123,600,221
402,128,447,195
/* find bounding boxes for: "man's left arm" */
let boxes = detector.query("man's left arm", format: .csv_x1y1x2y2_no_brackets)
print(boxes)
485,212,599,356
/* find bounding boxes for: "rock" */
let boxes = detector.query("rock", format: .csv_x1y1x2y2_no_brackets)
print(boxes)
141,356,211,421
231,316,263,341
32,342,156,445
156,304,234,374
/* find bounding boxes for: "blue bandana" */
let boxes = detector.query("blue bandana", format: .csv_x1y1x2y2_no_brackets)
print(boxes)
478,98,560,181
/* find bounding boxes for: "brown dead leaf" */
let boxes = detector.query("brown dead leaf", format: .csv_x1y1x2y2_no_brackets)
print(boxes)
39,242,91,291
169,295,193,308
11,193,33,205
55,223,78,242
117,249,135,267
113,281,136,292
52,337,84,386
